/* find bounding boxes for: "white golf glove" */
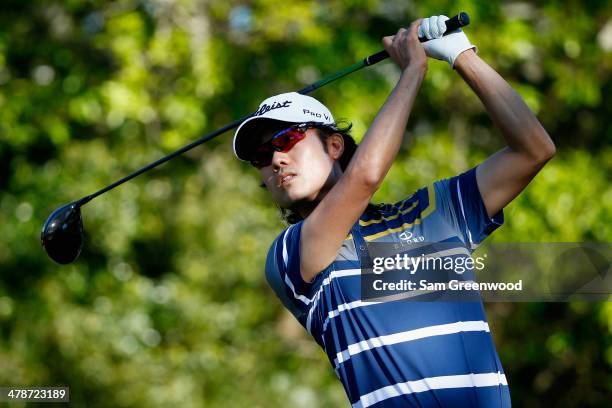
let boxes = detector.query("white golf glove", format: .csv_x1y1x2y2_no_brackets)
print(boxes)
418,15,476,68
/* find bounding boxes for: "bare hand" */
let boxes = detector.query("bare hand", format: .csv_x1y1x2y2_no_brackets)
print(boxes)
382,20,427,73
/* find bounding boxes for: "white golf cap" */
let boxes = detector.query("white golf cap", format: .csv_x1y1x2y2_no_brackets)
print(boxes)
233,92,335,161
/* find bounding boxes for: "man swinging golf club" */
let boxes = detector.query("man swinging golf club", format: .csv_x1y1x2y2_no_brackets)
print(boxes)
233,15,555,407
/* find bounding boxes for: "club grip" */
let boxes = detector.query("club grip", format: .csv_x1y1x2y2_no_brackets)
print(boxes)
364,12,470,66
440,12,470,38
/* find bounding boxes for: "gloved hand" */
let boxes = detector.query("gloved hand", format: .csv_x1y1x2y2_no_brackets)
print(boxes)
418,15,476,68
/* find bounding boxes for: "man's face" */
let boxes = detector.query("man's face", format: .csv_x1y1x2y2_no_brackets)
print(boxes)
255,126,337,209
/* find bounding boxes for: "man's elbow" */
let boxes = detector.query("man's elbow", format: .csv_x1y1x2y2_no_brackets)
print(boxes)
537,139,556,163
532,131,556,164
347,163,385,192
361,173,384,191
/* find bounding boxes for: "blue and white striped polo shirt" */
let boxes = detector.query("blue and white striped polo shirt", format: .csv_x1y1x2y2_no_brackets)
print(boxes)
265,166,511,407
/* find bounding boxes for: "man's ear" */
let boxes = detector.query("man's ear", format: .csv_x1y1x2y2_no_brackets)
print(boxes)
325,133,345,161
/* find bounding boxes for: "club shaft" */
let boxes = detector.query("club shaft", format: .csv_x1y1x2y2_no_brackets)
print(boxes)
77,64,374,207
76,12,469,207
77,117,248,206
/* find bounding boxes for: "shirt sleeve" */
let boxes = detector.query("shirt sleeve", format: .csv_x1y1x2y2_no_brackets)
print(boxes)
433,165,504,248
264,222,311,319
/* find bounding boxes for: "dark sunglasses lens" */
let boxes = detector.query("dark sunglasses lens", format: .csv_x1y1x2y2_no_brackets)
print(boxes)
271,129,303,151
251,146,273,168
271,133,292,149
250,126,306,168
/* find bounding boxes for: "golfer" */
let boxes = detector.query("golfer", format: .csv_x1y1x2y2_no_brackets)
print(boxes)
233,16,555,407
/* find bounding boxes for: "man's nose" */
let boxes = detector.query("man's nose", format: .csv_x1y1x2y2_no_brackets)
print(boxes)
271,150,290,171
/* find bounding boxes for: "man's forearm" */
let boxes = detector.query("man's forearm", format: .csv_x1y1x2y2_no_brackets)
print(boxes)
454,51,555,161
348,65,426,187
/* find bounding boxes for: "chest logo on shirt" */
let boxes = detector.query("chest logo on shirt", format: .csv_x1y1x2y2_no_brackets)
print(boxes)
399,231,424,243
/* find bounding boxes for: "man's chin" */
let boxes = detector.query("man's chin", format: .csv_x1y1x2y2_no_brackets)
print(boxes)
279,197,303,209
274,183,322,207
275,193,303,208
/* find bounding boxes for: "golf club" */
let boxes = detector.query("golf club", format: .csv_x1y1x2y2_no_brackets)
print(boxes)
41,12,470,264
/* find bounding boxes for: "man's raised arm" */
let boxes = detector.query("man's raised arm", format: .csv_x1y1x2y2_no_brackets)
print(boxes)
420,15,555,218
454,50,555,218
300,20,427,283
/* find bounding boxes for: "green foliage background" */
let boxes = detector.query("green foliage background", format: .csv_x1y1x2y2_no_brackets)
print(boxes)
0,0,610,406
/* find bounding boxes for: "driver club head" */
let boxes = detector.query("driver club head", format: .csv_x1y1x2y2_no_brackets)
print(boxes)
41,202,84,264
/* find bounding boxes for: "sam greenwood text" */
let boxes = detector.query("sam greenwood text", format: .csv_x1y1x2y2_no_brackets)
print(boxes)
372,279,524,291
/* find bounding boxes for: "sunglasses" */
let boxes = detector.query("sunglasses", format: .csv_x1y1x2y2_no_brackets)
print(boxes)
250,122,319,168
